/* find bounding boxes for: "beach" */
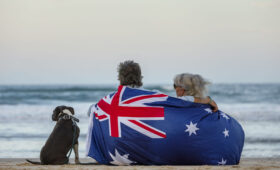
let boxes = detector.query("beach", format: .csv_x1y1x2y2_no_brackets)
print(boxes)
1,158,280,170
1,84,280,168
1,0,280,167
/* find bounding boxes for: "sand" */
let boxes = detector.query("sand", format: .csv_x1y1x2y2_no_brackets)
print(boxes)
0,158,280,170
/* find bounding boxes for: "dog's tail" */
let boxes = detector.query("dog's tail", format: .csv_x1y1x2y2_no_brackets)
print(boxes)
26,159,41,165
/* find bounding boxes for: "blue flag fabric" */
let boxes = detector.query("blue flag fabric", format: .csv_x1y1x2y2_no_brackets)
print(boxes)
86,85,245,165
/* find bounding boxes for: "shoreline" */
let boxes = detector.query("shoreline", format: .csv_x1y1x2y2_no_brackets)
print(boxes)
1,158,280,169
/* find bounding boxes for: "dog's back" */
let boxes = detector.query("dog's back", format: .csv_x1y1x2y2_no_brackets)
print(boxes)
40,106,80,165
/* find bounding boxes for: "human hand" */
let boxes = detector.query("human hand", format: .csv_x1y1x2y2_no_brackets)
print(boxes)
208,97,218,112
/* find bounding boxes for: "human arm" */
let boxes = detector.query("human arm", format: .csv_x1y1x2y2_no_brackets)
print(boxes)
193,96,218,112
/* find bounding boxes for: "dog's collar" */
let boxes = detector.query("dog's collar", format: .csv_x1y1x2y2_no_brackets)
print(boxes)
58,114,79,123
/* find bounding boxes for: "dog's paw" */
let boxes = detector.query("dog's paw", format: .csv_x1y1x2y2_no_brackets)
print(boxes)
75,159,80,164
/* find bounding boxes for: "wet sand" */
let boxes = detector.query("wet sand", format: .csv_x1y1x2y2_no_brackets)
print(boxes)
0,158,280,170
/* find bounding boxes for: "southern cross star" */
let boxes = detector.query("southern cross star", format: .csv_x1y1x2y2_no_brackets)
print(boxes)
185,121,199,136
221,112,230,120
223,128,229,138
218,158,227,165
109,149,135,165
204,108,212,114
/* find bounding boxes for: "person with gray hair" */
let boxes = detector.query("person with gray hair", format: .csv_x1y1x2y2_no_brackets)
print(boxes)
173,73,218,112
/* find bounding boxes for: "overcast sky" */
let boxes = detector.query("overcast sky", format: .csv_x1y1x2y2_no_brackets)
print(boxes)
0,0,279,85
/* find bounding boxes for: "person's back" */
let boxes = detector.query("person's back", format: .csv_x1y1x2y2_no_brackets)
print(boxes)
85,60,245,165
86,85,244,165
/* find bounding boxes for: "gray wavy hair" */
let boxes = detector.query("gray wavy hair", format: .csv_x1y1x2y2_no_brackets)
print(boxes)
118,60,143,88
173,73,210,98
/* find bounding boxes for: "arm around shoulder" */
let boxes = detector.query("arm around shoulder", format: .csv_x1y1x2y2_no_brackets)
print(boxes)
193,96,218,112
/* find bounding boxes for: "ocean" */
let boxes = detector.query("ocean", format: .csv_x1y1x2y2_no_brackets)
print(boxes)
0,84,280,159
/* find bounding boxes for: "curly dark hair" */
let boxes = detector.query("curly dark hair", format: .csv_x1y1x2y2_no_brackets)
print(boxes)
117,60,143,87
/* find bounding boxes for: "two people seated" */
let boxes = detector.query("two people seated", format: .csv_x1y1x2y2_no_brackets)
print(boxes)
117,60,218,111
86,60,244,165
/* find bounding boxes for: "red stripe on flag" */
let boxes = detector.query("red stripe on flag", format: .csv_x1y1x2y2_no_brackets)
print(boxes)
123,94,167,104
129,120,166,138
94,112,108,120
117,106,164,117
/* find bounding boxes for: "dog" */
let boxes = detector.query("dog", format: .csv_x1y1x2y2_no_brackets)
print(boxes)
26,105,80,165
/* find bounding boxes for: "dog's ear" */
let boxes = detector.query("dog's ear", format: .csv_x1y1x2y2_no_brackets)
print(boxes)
68,107,75,115
52,106,65,121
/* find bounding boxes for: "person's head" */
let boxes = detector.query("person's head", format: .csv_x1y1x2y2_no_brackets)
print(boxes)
173,73,210,98
117,60,143,88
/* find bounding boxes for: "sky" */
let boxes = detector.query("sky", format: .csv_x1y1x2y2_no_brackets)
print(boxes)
0,0,279,85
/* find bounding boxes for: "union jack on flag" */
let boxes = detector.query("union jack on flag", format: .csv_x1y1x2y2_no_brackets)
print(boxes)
86,85,244,165
93,85,168,138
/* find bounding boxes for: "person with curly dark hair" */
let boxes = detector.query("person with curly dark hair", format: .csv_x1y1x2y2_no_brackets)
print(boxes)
117,60,143,88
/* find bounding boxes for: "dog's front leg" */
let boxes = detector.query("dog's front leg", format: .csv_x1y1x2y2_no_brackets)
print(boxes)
74,143,80,164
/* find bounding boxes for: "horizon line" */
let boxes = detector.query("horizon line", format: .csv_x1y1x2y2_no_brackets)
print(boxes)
0,82,280,86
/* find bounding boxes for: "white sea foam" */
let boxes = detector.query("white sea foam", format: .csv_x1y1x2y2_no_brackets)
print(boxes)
219,103,280,121
0,102,95,123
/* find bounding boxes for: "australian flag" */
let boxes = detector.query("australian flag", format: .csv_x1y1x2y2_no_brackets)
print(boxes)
86,85,245,165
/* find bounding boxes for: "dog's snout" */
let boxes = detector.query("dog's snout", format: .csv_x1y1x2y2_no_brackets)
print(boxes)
67,107,75,115
52,106,74,121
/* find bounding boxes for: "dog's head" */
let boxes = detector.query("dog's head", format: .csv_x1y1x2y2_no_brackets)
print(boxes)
52,105,74,121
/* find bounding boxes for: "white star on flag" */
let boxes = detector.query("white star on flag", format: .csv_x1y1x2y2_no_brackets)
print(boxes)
185,121,199,136
221,112,230,120
204,108,212,114
223,128,229,138
109,149,135,165
218,158,227,165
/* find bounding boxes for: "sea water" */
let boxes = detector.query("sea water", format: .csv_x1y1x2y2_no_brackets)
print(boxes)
0,84,279,158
